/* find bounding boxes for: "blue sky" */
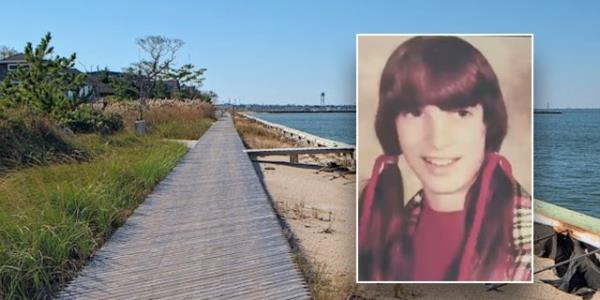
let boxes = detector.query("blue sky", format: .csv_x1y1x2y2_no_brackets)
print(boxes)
2,1,599,107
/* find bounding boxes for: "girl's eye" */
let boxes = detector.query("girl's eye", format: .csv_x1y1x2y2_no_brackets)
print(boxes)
403,108,422,118
455,109,472,117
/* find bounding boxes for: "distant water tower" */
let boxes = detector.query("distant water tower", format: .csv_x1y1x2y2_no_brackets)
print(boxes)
320,92,325,106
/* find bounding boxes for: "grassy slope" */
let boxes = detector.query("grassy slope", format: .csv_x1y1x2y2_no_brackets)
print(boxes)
0,109,82,174
0,133,189,299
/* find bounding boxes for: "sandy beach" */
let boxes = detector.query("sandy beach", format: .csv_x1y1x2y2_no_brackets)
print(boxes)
253,155,599,300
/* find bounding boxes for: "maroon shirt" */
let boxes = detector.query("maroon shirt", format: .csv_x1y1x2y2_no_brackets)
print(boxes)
412,199,465,281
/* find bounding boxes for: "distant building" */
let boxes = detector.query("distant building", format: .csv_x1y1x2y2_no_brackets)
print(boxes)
85,74,115,99
85,70,179,100
217,103,356,113
0,54,107,100
0,53,27,83
0,56,181,101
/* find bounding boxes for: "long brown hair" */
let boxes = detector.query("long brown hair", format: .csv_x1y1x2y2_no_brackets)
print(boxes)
361,36,515,280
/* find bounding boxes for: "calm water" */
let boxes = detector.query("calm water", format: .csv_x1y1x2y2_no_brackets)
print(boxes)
249,112,355,145
535,109,600,218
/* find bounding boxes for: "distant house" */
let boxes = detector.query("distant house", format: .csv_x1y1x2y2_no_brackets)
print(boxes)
86,71,120,99
65,68,95,100
0,54,96,100
1,57,180,100
163,79,178,94
85,70,180,100
0,53,27,82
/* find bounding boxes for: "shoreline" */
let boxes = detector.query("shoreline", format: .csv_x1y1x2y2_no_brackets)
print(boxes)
239,112,354,148
249,110,356,113
236,116,597,299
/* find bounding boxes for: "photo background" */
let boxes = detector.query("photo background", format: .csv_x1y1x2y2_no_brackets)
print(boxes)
357,35,532,201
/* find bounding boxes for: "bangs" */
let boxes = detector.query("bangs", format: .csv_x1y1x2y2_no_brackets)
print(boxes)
380,37,491,114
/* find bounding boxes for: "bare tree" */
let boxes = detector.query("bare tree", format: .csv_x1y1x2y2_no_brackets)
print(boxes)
131,35,184,120
0,46,18,59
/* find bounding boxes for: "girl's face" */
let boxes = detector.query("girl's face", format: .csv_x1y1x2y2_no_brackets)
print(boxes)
396,104,486,201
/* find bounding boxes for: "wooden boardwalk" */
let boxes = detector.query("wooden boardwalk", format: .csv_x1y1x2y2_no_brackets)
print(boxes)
59,115,309,299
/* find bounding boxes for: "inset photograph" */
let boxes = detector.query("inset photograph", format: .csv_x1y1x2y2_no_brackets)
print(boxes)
357,34,533,282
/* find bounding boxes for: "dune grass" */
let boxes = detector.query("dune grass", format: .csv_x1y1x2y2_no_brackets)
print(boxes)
149,118,214,140
234,116,294,149
0,108,83,174
145,103,215,140
0,133,187,299
121,102,216,140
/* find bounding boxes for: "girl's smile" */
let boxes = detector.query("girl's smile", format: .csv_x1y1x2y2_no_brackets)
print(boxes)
422,156,461,174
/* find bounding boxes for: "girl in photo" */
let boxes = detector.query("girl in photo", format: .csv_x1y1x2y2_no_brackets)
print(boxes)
358,36,532,282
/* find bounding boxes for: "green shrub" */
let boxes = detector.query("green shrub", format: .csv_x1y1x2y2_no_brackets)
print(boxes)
62,107,123,134
102,111,125,133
